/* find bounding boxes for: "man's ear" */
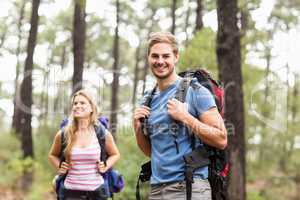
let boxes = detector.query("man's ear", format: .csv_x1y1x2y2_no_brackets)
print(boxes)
175,53,179,63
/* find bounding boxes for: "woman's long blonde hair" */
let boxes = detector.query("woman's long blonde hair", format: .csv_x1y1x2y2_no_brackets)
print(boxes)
63,89,99,162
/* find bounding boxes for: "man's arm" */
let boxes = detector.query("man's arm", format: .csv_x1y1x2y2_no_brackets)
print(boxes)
167,99,227,149
133,106,152,157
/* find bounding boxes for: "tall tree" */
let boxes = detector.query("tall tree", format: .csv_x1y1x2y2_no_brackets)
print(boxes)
110,0,120,137
72,0,86,94
0,13,9,49
292,73,299,122
19,0,40,158
258,30,273,164
195,0,203,32
171,0,177,34
184,0,191,44
132,45,141,109
39,46,54,123
141,3,159,95
216,0,245,200
279,64,291,172
54,45,68,113
12,0,26,134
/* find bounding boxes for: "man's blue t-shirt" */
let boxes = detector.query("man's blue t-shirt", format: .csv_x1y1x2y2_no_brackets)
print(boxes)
140,78,216,185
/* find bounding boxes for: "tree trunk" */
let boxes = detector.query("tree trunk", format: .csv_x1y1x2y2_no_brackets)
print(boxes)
141,59,148,95
264,47,271,104
132,45,141,109
240,9,249,37
19,0,40,159
258,40,272,163
184,0,191,45
171,0,177,34
216,0,245,200
12,0,26,135
286,72,298,159
279,64,290,172
39,48,53,124
54,45,67,112
0,23,7,48
141,9,156,95
110,0,120,138
195,0,203,32
72,0,86,94
292,73,299,121
296,169,300,200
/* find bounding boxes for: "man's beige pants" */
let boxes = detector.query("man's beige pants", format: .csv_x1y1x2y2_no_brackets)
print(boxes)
149,179,211,200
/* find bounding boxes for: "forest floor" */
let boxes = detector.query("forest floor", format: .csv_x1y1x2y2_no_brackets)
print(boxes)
0,185,23,200
0,185,56,200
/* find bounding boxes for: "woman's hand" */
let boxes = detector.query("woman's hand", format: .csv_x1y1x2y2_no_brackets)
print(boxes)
58,161,70,175
97,161,108,173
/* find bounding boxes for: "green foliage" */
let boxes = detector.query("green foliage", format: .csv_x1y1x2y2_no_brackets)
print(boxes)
178,28,218,77
0,132,34,186
26,161,54,200
269,0,299,30
34,123,60,170
112,127,149,200
0,125,150,199
247,191,266,200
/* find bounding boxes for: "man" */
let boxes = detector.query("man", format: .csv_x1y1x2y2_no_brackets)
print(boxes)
133,31,227,200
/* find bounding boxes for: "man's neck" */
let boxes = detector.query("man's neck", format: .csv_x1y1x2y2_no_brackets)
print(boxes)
156,73,179,91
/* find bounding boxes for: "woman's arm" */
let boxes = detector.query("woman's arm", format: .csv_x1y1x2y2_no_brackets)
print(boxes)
48,130,70,174
100,131,120,171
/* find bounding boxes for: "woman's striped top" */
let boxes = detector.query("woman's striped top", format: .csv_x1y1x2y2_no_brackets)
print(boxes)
64,132,104,191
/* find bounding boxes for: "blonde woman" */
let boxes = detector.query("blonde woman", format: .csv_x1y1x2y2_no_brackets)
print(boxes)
49,90,120,200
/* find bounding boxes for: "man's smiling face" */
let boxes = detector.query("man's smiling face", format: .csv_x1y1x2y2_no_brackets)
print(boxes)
148,42,179,80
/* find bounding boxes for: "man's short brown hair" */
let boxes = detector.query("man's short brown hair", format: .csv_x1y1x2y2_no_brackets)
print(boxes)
147,31,179,55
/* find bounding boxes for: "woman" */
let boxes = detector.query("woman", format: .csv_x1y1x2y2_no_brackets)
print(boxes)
49,89,120,200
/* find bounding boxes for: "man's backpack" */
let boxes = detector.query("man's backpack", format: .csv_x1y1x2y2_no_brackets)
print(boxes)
54,116,124,200
178,69,229,200
136,69,229,200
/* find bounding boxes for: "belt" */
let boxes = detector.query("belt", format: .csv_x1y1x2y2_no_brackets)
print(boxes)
64,187,106,198
151,180,184,187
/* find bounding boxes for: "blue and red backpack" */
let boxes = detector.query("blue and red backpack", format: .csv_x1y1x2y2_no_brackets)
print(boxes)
136,69,229,200
178,69,229,200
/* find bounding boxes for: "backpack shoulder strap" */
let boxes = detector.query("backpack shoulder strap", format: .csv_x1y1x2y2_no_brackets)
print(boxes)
174,77,199,150
166,78,193,154
59,125,107,165
94,124,107,164
59,128,66,166
174,78,192,103
143,86,157,107
141,86,157,136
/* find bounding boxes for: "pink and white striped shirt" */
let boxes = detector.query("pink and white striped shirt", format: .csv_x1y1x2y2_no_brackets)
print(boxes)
64,132,104,191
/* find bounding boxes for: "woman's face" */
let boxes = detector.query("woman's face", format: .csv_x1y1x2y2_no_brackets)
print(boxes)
72,95,93,119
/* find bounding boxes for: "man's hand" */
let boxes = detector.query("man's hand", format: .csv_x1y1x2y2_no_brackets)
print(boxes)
133,105,152,157
132,106,151,133
167,98,189,123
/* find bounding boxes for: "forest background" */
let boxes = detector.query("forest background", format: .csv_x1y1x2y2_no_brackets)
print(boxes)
0,0,299,199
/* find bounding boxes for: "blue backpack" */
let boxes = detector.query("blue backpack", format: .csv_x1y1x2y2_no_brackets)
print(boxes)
55,116,124,200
